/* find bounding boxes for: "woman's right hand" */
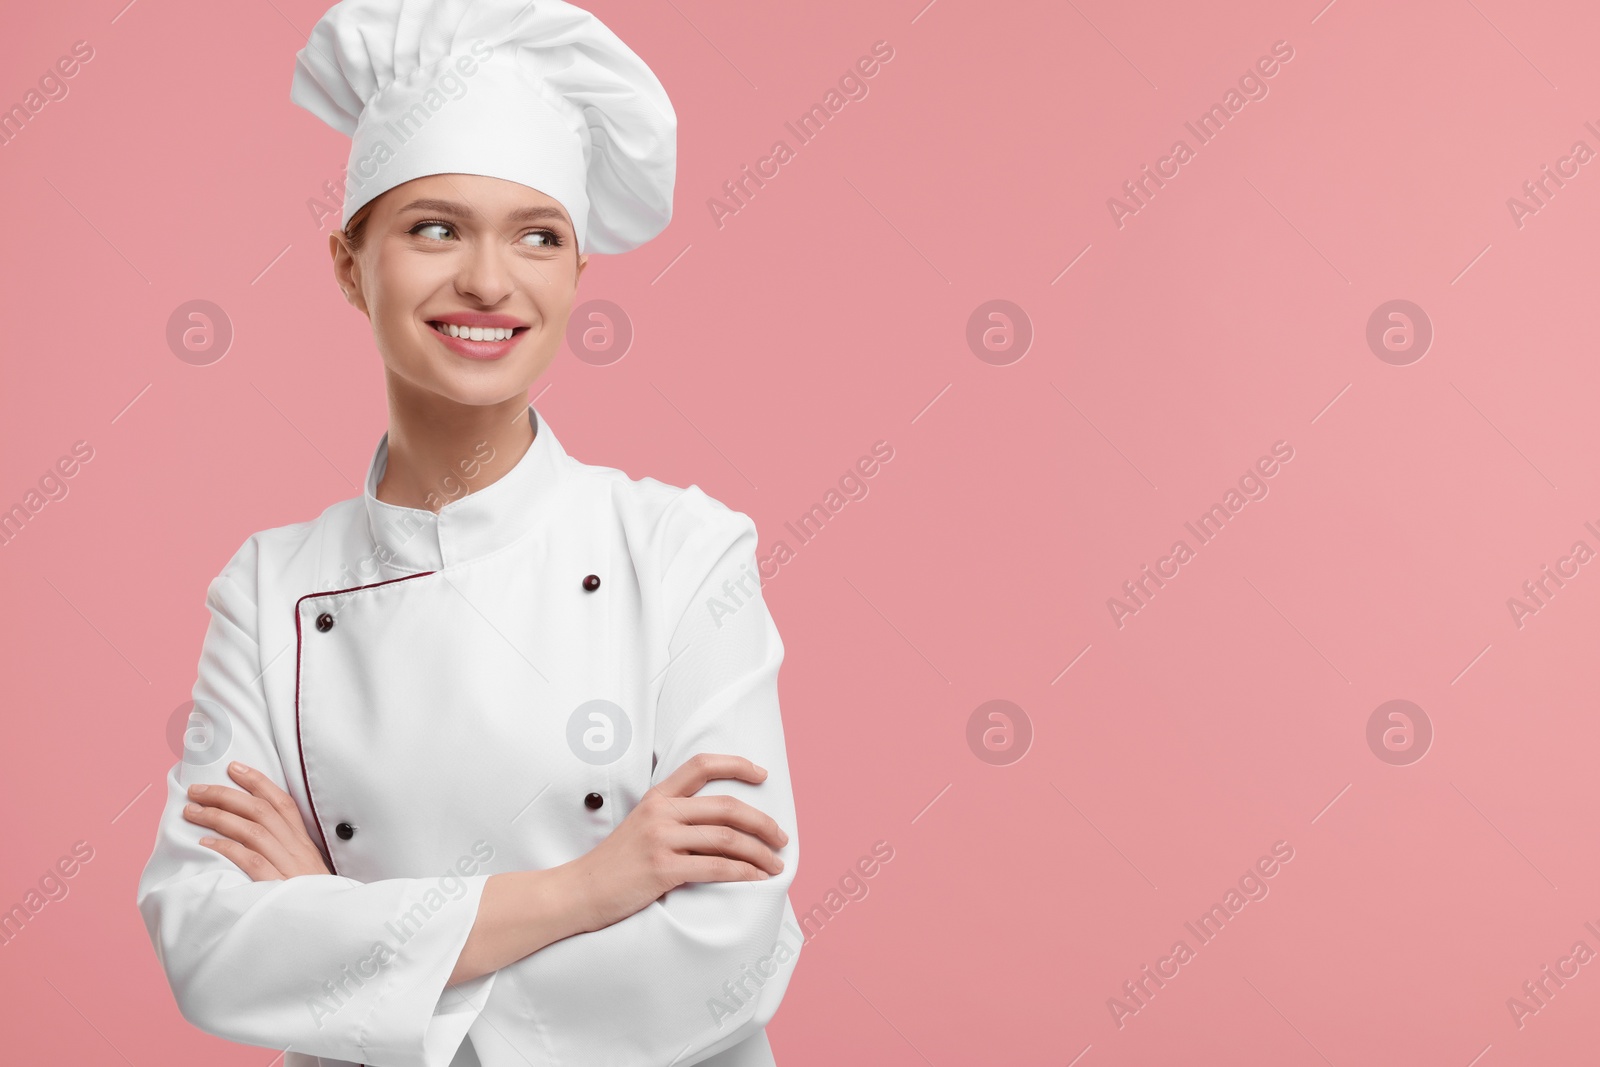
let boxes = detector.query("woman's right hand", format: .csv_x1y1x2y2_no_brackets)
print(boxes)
566,752,790,934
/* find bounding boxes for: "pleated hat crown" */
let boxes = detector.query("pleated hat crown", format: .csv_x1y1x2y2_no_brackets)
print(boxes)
290,0,676,253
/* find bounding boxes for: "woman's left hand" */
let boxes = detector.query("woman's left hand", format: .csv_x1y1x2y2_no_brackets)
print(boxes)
182,761,332,880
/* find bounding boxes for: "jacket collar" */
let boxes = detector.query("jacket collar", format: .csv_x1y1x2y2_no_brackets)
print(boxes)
362,403,567,572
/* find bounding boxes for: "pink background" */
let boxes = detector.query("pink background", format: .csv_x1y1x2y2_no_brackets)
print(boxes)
3,0,1599,1063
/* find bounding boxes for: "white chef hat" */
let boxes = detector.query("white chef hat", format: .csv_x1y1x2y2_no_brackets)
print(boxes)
289,0,676,254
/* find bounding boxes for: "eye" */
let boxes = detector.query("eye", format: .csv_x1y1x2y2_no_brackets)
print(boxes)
519,229,563,248
411,221,455,241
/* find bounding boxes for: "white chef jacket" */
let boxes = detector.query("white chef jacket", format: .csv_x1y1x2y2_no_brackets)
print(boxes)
136,404,802,1067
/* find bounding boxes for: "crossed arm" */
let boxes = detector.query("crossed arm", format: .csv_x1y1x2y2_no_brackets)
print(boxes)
182,752,789,986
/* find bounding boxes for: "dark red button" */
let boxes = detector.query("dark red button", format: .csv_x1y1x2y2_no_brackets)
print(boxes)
585,792,604,810
583,574,601,592
316,612,334,632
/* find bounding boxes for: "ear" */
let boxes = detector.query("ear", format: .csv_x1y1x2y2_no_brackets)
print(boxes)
575,251,589,284
328,231,369,316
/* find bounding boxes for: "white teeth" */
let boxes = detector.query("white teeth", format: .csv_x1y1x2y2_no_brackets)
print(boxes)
436,323,516,341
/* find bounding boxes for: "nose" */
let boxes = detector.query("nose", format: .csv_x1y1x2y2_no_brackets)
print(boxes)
453,234,516,306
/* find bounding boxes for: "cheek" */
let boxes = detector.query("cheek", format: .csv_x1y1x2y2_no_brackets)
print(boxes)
521,272,578,328
372,239,442,292
367,265,435,344
368,294,416,351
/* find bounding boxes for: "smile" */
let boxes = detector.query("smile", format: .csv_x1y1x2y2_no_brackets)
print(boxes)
426,320,530,361
429,322,526,341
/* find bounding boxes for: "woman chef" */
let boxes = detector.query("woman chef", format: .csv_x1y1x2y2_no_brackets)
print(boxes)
134,2,802,1065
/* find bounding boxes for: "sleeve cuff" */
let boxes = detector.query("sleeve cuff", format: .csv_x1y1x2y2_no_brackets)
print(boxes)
421,969,497,1067
360,874,501,1067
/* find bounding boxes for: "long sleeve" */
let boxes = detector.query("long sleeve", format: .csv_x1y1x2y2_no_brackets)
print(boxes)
477,492,802,1067
135,535,499,1067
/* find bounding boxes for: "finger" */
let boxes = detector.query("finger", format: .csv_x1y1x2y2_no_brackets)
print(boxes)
188,782,329,878
187,782,296,844
214,768,331,874
662,794,789,851
672,854,773,885
197,835,286,882
190,780,297,838
215,765,328,869
655,753,768,798
665,823,784,876
184,799,300,875
189,771,312,857
225,763,304,828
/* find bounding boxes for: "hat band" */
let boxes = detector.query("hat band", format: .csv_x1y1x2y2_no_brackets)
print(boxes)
341,54,591,251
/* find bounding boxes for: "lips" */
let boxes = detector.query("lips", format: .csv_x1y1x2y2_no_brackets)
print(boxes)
426,319,530,361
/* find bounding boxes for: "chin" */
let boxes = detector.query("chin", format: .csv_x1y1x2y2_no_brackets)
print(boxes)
386,335,556,409
428,375,537,409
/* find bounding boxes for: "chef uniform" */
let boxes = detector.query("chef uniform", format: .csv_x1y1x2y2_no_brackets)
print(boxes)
135,3,801,1066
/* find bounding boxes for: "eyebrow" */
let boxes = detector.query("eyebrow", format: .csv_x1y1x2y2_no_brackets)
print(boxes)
395,197,571,228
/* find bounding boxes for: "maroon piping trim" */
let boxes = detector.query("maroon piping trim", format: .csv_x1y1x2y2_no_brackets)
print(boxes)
293,571,435,877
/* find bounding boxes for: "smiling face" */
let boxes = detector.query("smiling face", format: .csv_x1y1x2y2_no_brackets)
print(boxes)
330,173,588,408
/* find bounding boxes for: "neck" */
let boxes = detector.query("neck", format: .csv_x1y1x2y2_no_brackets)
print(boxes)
376,376,536,513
